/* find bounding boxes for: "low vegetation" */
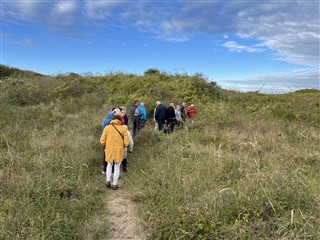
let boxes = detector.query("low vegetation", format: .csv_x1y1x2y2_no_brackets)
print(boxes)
0,65,319,239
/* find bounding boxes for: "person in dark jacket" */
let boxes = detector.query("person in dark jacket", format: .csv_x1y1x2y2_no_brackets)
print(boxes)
181,101,187,122
155,101,167,131
166,103,176,134
130,100,139,137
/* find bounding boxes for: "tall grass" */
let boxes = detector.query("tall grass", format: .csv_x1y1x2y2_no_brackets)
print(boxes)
0,100,106,239
1,65,319,239
127,98,320,239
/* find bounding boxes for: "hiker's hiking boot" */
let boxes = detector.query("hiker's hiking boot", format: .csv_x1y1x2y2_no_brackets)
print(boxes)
112,185,118,190
106,181,111,188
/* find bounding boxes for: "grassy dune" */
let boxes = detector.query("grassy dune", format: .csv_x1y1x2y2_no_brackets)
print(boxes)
129,97,319,239
0,65,319,239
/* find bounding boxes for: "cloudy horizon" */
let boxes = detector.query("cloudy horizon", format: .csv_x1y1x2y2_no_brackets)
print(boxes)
2,0,319,93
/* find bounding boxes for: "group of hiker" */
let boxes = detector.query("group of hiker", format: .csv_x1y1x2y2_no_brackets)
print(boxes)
154,101,196,134
99,100,197,190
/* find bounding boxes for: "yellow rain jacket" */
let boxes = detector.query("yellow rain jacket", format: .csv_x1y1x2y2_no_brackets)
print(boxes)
100,119,129,163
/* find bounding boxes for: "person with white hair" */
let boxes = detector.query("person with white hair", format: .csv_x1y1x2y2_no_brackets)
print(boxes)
155,101,167,131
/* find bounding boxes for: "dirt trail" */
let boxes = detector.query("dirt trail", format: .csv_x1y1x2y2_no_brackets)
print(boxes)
106,186,146,240
84,176,147,240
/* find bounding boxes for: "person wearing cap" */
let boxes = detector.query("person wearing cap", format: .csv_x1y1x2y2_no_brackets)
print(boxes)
187,104,196,118
100,115,129,190
155,101,167,131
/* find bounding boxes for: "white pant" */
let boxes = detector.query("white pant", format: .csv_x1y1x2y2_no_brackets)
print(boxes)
106,162,120,186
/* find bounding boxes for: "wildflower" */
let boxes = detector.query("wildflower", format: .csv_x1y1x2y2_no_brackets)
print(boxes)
33,194,38,200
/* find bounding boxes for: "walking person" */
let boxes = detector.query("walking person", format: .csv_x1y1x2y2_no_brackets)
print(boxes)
155,101,167,132
100,115,129,190
187,104,197,118
122,125,134,172
120,106,129,125
138,102,147,131
166,103,176,134
175,105,182,129
181,101,187,124
101,108,114,174
153,107,158,131
130,100,140,137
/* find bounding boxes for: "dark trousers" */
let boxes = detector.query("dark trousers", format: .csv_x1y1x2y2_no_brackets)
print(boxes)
133,121,139,137
122,158,128,172
138,119,146,130
167,120,175,134
102,148,107,172
158,120,165,131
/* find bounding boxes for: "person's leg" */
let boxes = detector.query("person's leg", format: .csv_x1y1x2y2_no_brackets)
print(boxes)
122,158,128,172
112,163,121,188
158,120,163,131
171,121,175,132
133,121,138,136
102,147,107,174
106,162,113,187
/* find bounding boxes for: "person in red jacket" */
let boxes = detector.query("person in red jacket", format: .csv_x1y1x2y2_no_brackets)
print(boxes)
187,104,196,118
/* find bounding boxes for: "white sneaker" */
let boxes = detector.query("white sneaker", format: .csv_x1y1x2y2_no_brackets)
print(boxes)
102,171,106,174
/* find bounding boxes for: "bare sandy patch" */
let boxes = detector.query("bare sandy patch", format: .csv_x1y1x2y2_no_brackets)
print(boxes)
106,188,146,240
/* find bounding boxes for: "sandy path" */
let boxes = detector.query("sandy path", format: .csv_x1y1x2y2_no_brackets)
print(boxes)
83,176,146,240
106,187,146,240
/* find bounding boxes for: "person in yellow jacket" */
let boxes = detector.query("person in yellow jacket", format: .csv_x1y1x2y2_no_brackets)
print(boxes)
100,115,129,190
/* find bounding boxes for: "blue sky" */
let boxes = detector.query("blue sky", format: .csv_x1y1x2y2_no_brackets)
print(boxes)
1,0,319,93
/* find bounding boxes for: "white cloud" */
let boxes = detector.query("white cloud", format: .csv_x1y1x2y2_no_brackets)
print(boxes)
2,1,80,37
2,1,319,65
222,41,265,53
235,2,320,66
2,1,47,22
53,2,77,15
85,1,126,20
218,68,320,93
50,2,78,31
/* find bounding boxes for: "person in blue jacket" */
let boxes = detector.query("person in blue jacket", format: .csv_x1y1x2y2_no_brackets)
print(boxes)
138,102,147,131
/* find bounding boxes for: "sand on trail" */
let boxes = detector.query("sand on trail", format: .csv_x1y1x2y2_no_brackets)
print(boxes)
105,186,146,240
84,175,147,240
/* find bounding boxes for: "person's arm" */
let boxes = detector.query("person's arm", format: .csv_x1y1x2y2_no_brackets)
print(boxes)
128,131,134,152
143,108,147,120
100,128,107,146
123,129,129,147
155,107,159,121
124,115,129,125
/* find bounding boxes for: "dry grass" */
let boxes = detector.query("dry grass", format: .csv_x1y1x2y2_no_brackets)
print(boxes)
1,65,319,239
